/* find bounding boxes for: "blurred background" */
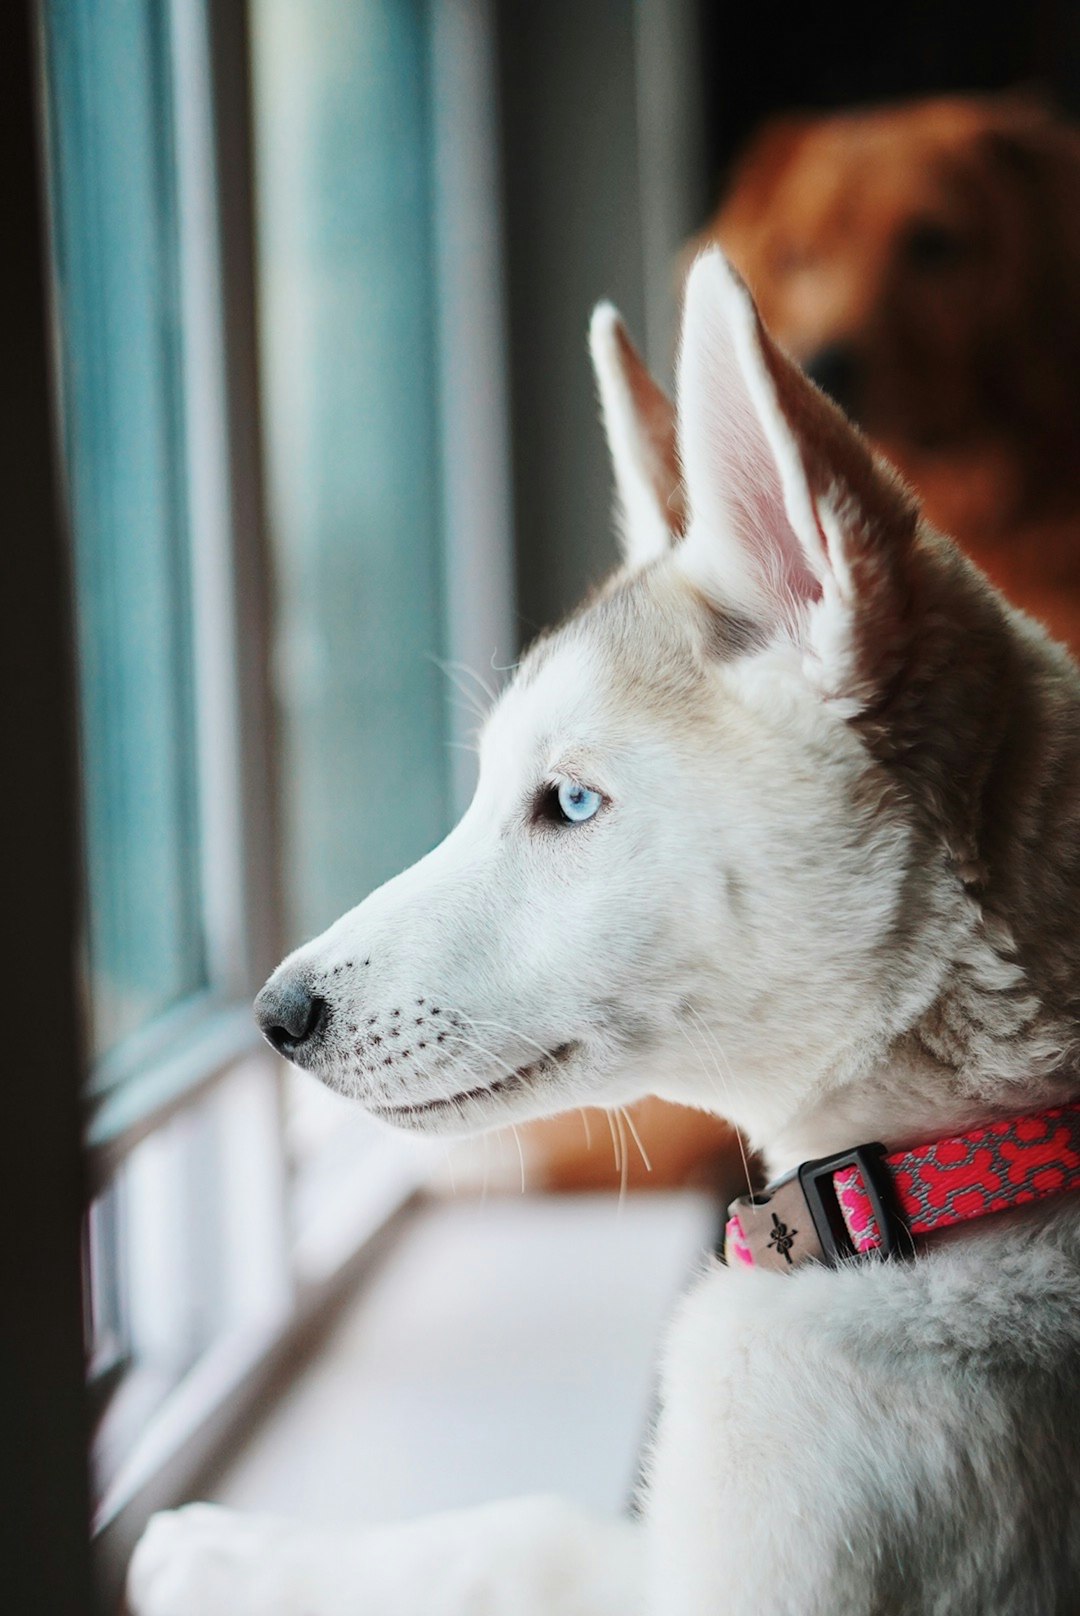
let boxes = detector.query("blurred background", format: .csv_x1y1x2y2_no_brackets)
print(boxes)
10,0,1080,1609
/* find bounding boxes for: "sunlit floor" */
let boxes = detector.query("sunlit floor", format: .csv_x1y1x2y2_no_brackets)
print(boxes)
208,1191,719,1524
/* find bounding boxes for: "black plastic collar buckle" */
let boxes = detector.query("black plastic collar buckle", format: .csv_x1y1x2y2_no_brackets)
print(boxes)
797,1143,906,1266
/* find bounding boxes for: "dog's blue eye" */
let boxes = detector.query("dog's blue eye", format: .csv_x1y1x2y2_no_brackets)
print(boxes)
556,779,602,824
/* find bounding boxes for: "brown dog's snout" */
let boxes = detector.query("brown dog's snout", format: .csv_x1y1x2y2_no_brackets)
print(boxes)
803,342,863,420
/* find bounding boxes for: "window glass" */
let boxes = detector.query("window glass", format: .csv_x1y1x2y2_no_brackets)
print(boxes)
45,0,207,1060
251,0,451,945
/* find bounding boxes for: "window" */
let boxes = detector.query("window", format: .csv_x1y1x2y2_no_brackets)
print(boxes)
47,0,210,1074
39,0,513,1580
251,0,515,935
253,0,451,941
44,0,294,1523
45,0,262,1164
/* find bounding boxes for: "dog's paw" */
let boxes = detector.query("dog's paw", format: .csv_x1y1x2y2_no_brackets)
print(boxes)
127,1494,643,1616
127,1503,323,1616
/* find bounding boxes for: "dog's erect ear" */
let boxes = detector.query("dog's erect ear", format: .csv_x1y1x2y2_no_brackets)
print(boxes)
589,304,687,569
676,249,919,702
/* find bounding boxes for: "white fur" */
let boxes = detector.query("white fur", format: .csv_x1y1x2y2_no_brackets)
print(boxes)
589,302,674,568
128,1496,643,1616
130,250,1080,1614
677,255,826,627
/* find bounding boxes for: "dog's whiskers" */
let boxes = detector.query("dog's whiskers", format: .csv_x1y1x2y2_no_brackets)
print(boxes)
455,659,499,706
433,657,490,722
619,1105,653,1175
509,1124,527,1195
466,1016,555,1065
614,1107,630,1206
436,1028,521,1085
442,1140,458,1198
604,1108,623,1185
434,656,498,716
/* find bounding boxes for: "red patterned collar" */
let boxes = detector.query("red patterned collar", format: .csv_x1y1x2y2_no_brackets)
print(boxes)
724,1100,1080,1272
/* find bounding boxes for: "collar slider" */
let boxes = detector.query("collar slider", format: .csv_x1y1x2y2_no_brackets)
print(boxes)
797,1142,907,1266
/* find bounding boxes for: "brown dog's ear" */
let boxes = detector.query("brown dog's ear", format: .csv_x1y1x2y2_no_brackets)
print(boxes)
676,250,919,704
983,85,1057,124
976,102,1080,437
688,114,812,266
717,115,813,225
589,304,686,568
978,101,1080,273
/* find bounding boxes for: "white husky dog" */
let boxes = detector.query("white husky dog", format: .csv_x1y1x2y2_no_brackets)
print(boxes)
130,250,1080,1615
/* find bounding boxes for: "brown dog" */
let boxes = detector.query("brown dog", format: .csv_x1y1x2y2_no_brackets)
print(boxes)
698,94,1080,648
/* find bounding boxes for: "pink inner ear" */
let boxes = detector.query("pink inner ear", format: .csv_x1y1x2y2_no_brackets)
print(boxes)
679,268,825,622
681,252,919,644
742,473,824,612
710,380,823,615
612,321,687,538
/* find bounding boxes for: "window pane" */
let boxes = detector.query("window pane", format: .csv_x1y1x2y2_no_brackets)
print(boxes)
45,0,207,1058
251,0,451,945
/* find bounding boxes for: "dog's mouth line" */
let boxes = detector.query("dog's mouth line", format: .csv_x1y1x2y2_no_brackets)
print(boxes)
370,1041,578,1119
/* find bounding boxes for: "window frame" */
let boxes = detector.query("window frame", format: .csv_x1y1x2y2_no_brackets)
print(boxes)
40,1,297,1581
5,4,95,1608
44,0,281,1167
38,0,518,1601
25,0,712,1603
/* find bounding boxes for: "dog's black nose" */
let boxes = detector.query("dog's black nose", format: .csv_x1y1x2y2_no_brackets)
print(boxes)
254,976,329,1059
804,343,862,418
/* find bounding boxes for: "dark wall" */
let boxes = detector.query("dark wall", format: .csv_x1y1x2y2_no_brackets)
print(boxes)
702,0,1080,196
495,1,650,637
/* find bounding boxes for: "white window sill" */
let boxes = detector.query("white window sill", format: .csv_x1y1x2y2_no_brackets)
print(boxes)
206,1189,718,1521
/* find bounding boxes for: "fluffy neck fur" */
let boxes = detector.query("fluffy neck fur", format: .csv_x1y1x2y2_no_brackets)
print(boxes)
761,522,1080,1175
